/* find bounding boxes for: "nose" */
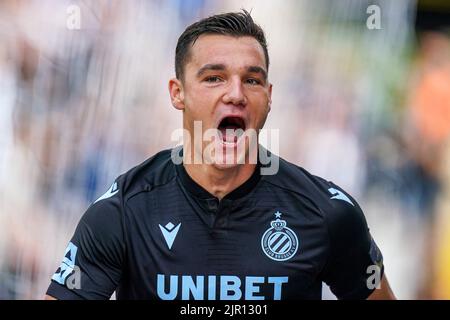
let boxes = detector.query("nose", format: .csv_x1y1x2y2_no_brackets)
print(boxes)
222,77,247,106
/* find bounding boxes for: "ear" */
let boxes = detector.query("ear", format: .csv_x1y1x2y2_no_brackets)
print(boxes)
268,83,273,112
168,78,185,110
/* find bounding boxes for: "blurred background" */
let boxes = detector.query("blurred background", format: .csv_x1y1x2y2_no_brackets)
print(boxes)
0,0,449,300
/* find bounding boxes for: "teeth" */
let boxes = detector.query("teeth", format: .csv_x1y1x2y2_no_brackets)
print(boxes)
217,117,245,147
219,117,245,130
218,127,244,145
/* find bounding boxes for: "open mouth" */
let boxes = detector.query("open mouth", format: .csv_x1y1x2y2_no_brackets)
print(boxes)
217,116,246,143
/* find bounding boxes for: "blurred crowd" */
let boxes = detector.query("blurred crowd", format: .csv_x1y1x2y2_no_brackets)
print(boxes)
0,0,449,299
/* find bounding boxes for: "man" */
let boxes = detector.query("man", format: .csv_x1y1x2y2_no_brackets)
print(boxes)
46,10,395,300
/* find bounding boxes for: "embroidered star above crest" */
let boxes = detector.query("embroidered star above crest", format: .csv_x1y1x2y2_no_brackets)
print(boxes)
275,211,282,219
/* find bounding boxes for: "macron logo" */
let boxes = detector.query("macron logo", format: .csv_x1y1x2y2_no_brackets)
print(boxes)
159,222,181,250
94,182,119,204
328,187,354,206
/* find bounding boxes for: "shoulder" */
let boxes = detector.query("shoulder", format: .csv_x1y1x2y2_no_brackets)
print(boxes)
263,151,367,230
84,148,176,225
262,152,338,205
92,147,177,211
116,148,177,201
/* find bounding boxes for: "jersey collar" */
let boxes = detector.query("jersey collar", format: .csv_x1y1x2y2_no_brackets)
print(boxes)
174,149,262,201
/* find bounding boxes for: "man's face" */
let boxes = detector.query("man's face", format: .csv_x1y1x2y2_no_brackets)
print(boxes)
170,34,272,167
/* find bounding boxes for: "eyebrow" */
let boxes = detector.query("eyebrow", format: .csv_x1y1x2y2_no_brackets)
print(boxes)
247,66,267,80
196,64,226,78
196,64,268,80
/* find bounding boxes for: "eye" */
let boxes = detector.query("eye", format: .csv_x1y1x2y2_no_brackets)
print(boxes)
246,78,261,85
204,76,223,83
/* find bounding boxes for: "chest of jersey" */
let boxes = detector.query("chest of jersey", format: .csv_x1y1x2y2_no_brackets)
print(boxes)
119,182,328,300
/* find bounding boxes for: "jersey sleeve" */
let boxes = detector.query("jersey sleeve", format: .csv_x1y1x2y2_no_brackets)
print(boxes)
46,182,125,300
320,182,384,300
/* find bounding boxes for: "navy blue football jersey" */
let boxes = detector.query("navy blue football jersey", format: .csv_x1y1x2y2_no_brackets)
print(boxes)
47,147,383,300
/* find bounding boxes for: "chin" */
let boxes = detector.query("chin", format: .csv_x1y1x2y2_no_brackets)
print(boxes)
212,161,240,170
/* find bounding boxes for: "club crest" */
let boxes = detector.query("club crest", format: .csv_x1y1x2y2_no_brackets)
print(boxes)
261,211,299,261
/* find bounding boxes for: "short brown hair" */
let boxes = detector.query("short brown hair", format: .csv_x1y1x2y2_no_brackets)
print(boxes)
175,10,269,80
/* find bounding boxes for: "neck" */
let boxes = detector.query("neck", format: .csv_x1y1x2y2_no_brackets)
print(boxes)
184,161,257,200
